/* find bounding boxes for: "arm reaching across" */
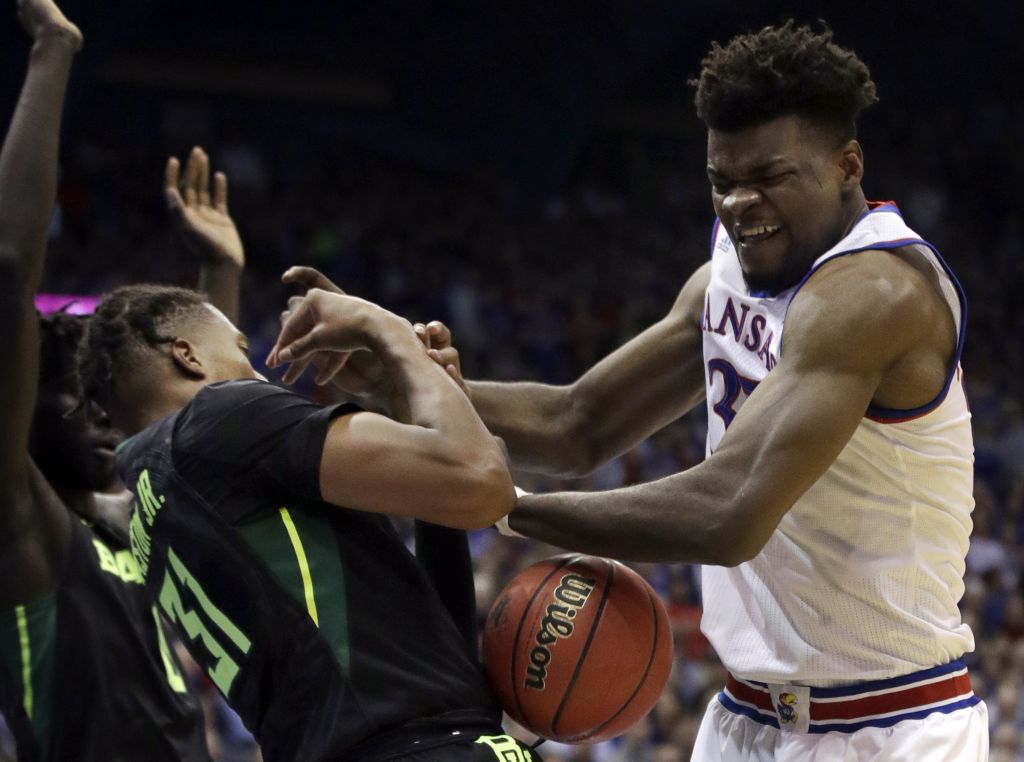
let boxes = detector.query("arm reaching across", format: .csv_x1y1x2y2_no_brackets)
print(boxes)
419,261,711,477
0,0,81,604
504,252,956,564
268,289,514,529
166,146,244,323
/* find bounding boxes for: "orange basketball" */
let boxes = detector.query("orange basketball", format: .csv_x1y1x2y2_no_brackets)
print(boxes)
482,554,673,743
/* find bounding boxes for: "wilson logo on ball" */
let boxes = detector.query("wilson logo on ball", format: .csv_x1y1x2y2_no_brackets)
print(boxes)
524,573,597,690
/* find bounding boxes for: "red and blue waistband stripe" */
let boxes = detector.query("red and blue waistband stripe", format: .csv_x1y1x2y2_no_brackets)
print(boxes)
718,659,979,733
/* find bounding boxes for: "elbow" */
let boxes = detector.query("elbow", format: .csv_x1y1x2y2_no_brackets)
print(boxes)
707,514,770,568
447,452,516,530
713,541,759,568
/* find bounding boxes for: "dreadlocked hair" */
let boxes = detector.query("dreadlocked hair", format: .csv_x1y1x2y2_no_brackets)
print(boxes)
691,20,878,140
76,284,209,405
39,309,87,395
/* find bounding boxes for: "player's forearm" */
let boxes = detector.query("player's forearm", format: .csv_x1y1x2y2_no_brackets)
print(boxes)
198,261,242,324
508,472,741,566
468,380,596,477
366,317,514,513
0,36,76,281
0,35,77,478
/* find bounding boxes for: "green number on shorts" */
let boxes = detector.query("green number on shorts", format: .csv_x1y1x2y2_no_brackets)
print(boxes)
475,735,533,762
158,547,252,695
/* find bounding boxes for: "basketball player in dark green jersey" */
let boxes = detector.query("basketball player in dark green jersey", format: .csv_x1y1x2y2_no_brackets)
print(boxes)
76,275,541,760
0,2,211,757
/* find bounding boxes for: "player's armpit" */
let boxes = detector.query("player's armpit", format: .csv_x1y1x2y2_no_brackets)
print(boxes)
318,410,514,530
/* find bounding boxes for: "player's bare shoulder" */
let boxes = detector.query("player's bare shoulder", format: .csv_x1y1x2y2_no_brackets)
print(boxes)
667,260,713,328
786,248,957,409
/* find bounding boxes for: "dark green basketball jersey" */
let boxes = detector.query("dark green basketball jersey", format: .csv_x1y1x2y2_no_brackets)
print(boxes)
0,513,210,761
116,380,501,762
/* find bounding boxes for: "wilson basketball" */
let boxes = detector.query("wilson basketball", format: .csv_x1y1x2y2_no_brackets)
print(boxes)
482,554,673,743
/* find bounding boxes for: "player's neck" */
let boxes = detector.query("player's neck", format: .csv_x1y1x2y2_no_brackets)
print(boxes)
59,485,100,522
839,190,869,240
126,382,199,435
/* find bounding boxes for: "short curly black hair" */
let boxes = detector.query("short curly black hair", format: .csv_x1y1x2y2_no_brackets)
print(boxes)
76,284,210,405
691,21,878,140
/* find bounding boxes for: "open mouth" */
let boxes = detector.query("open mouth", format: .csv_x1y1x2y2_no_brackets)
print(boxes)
93,438,120,457
736,224,782,245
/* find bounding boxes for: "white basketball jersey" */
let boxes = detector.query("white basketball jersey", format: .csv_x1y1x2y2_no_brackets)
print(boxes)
699,203,975,687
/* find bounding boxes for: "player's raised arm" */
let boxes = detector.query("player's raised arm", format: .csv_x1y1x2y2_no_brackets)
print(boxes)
165,146,245,324
506,252,949,564
424,261,711,477
268,289,515,529
0,0,81,599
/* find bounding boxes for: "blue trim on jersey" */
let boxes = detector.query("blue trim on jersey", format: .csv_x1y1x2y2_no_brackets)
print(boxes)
808,695,981,734
717,691,780,728
855,202,902,223
808,658,967,699
709,217,721,260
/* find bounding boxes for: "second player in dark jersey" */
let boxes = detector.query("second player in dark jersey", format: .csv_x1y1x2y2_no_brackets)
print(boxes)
0,2,210,758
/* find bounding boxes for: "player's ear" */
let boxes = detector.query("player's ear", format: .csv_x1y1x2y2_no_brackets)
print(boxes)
838,139,864,190
169,337,206,380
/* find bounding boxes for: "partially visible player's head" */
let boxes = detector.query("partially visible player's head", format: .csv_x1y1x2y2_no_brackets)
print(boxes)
692,21,879,293
77,285,259,434
32,310,120,492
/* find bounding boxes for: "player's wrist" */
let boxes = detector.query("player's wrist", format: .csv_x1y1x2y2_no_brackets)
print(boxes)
495,487,530,538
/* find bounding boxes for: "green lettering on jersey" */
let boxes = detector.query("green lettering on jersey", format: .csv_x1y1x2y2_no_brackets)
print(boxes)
129,509,153,578
158,547,252,695
92,538,143,584
135,469,165,526
151,606,187,693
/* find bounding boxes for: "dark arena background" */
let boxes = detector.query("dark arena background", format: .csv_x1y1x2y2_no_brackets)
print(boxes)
1,0,1021,759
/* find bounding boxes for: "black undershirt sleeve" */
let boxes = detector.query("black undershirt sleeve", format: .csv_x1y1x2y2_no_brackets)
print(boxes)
414,521,478,660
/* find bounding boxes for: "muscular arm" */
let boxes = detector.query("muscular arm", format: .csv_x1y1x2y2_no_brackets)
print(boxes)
269,291,515,529
507,253,945,565
0,5,80,604
468,262,711,477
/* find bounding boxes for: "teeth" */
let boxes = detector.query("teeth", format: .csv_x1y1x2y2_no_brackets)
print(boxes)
736,224,780,242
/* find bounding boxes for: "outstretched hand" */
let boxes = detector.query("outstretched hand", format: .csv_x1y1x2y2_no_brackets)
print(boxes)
166,147,244,269
18,0,81,49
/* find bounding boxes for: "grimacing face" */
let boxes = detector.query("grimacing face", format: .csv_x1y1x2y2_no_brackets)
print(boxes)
707,114,862,294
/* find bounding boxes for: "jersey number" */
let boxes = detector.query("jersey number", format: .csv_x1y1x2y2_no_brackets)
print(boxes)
158,547,252,695
708,359,759,429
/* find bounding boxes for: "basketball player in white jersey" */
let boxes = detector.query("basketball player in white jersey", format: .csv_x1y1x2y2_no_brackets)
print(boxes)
282,21,986,761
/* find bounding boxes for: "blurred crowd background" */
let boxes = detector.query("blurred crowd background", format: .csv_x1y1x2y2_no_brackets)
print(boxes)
1,0,1022,760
